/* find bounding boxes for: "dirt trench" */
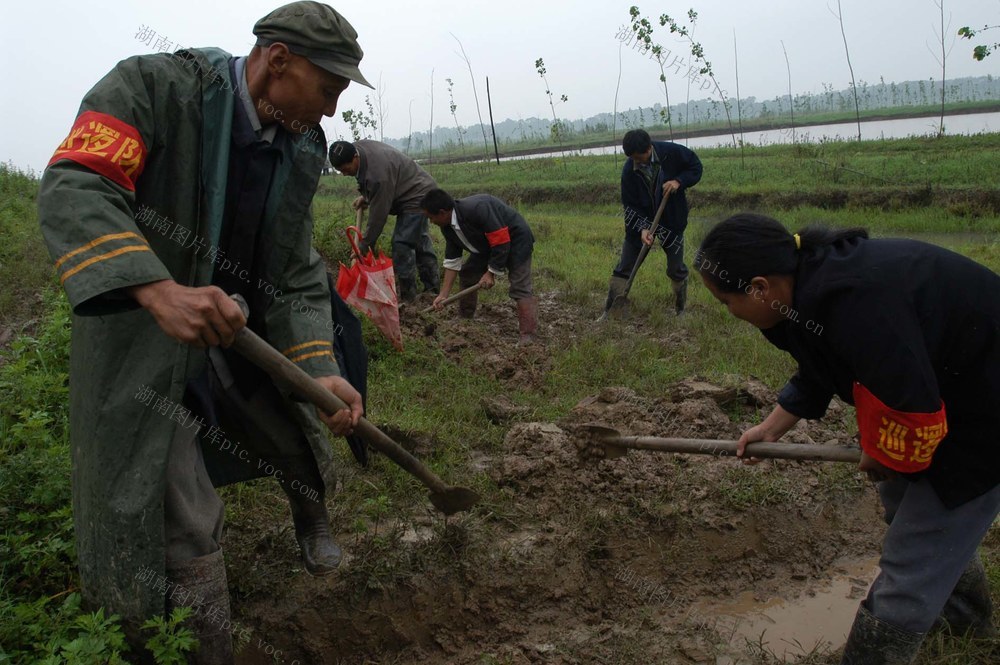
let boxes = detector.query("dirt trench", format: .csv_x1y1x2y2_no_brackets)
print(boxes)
230,296,883,665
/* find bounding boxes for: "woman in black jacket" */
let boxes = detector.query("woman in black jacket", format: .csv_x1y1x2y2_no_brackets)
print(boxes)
697,213,1000,664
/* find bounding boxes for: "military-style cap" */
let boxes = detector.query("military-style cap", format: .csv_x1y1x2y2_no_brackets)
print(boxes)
254,1,373,88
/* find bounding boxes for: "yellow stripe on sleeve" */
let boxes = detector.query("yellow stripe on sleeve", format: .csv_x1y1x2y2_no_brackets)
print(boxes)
59,245,153,283
282,340,333,357
287,349,336,364
54,231,148,270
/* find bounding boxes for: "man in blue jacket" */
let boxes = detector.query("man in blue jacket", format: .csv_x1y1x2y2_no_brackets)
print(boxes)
603,129,702,315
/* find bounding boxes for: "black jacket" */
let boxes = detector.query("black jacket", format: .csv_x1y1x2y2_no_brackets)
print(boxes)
620,140,702,237
762,236,1000,507
442,195,534,274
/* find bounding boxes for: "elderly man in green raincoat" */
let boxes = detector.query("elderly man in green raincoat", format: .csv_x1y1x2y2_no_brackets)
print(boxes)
38,3,369,662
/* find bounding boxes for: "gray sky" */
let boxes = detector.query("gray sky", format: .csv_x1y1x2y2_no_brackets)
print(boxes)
4,0,998,172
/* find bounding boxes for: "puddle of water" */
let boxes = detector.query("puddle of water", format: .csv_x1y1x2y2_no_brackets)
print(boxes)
700,556,880,663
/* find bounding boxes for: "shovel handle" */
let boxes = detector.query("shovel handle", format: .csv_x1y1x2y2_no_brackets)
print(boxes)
620,190,671,298
422,283,482,313
228,310,451,495
606,435,861,463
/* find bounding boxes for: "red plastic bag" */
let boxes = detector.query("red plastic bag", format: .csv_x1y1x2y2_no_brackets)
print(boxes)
335,226,403,351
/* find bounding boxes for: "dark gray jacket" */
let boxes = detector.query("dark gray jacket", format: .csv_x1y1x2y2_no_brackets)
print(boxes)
354,140,436,247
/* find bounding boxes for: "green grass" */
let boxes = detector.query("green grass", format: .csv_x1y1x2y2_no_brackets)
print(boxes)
4,135,1000,663
0,163,52,332
318,133,1000,224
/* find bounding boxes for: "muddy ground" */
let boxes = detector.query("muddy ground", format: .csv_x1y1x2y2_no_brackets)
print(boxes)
226,292,886,665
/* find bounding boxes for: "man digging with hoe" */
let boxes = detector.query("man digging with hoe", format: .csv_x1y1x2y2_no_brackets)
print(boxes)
38,3,370,661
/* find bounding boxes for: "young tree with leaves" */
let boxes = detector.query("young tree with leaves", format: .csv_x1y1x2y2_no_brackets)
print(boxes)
534,57,570,153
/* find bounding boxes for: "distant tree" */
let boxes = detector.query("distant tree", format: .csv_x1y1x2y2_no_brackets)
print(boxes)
369,77,388,142
613,41,623,168
445,78,466,155
534,57,570,154
830,0,862,141
781,40,795,143
428,69,434,162
406,99,414,154
929,1,954,137
452,34,492,159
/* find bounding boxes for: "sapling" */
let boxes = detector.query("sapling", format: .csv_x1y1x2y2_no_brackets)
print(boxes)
627,6,673,139
445,78,466,155
659,7,738,149
830,0,862,141
534,57,570,157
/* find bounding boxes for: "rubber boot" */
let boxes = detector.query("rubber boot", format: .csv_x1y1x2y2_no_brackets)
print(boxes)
417,257,441,294
672,277,688,315
934,555,996,638
286,486,341,576
598,275,629,321
516,297,538,345
165,550,234,665
840,603,925,665
398,277,418,303
458,284,479,319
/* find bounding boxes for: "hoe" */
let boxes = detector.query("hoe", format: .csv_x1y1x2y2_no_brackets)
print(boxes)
574,423,862,464
230,296,480,516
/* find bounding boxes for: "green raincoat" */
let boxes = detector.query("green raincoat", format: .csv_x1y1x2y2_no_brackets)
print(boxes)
38,48,339,623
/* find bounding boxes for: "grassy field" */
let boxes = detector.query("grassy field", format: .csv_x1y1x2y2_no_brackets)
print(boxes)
2,135,999,663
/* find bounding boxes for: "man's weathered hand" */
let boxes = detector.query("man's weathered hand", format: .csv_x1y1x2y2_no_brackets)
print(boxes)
859,451,897,482
352,195,368,211
478,272,495,290
130,280,246,348
641,229,656,246
662,179,681,196
432,293,448,310
314,375,363,436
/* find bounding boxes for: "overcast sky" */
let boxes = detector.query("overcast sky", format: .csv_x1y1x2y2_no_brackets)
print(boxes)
4,0,998,172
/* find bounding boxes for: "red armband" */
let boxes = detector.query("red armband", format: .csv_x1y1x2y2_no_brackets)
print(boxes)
852,382,947,473
485,227,511,247
48,111,148,192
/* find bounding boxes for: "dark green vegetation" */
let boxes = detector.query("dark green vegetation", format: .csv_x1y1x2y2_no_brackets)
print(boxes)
0,168,195,664
3,134,999,662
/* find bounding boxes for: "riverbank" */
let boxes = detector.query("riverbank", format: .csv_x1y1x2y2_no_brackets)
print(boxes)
418,101,1000,165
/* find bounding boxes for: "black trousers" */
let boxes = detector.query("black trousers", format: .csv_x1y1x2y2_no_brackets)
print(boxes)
612,229,688,283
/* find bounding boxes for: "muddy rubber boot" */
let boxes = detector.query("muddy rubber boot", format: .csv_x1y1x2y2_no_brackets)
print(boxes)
287,489,341,576
398,277,418,304
598,275,629,321
840,604,925,665
458,288,479,319
417,259,441,294
933,555,996,638
165,550,234,665
516,297,539,345
672,277,688,315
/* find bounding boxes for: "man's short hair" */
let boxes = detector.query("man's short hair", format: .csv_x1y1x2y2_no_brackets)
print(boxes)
622,129,652,157
419,188,454,214
328,141,357,168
